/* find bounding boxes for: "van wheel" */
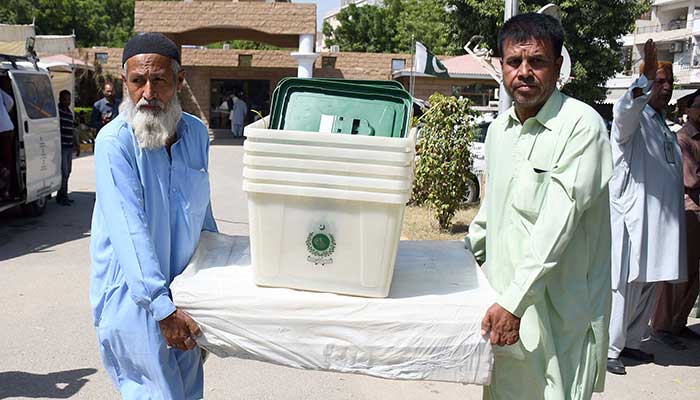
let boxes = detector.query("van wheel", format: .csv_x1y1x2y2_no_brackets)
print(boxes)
21,195,48,217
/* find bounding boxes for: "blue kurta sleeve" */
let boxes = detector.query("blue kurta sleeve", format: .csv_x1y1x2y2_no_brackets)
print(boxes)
201,124,218,233
94,137,176,321
202,203,218,232
498,116,613,317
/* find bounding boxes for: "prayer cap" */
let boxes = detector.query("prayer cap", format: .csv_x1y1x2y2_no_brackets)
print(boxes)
122,33,181,66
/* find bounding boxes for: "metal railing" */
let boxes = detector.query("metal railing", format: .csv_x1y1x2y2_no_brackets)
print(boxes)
636,19,688,33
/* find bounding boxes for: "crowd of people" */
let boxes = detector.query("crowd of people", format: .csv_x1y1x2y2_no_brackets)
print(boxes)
74,12,698,400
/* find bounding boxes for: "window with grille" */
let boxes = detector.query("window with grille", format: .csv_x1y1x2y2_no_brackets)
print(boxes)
322,56,336,69
238,54,253,67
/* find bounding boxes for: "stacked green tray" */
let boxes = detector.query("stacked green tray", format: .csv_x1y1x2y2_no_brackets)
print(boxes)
269,78,412,138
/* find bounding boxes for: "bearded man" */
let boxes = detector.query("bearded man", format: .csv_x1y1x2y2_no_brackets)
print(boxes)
90,33,217,399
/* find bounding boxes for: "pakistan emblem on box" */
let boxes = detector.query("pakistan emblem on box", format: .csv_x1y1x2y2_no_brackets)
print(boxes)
306,224,336,266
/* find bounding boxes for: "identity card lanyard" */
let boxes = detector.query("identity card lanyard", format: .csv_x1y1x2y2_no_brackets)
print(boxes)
655,113,676,164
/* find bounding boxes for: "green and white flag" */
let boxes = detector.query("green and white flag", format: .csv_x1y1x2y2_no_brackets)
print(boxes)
414,41,449,78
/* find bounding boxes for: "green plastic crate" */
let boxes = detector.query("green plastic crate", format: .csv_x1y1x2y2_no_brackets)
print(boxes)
269,78,412,138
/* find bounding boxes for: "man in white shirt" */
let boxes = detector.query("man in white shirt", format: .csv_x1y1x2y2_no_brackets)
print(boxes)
229,91,247,137
607,39,686,375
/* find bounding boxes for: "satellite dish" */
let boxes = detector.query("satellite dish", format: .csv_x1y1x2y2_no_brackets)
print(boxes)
537,4,561,20
559,46,572,88
537,4,571,87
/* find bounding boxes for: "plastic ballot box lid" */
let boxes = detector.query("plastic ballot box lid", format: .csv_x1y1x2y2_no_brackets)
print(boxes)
269,78,406,125
171,232,496,384
269,78,412,138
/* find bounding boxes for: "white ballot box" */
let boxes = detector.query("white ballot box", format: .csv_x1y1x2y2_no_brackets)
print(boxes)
171,232,496,385
242,118,416,297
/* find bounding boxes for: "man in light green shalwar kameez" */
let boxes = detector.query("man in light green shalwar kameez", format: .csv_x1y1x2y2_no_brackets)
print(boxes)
467,14,613,400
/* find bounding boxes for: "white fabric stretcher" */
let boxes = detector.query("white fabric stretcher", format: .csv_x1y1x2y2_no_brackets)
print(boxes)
171,232,496,384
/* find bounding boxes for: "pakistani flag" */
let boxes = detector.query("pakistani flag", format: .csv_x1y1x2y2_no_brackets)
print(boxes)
414,41,449,78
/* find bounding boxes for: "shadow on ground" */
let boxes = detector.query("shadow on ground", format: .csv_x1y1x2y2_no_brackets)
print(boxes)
0,191,94,262
449,222,470,235
210,136,245,146
625,323,700,368
0,368,97,399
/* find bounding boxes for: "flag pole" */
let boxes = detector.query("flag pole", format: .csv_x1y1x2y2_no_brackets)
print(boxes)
498,0,518,114
409,35,416,99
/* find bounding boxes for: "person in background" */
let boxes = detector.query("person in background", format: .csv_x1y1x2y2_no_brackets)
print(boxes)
467,13,613,399
229,90,247,137
90,32,217,399
75,111,94,150
650,90,700,348
0,82,15,200
607,39,686,375
57,90,78,205
90,81,120,134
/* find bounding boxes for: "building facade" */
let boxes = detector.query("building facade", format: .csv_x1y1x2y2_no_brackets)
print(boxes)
607,0,700,104
74,0,497,134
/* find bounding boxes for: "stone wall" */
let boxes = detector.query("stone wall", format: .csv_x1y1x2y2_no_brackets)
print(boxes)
396,76,496,101
314,52,412,81
134,1,316,36
185,65,296,123
72,46,497,127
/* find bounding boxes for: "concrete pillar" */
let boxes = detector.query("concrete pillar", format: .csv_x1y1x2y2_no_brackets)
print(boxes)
291,34,319,78
688,0,695,28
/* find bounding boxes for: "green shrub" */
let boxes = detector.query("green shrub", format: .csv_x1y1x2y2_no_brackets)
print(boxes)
74,106,93,118
411,92,480,229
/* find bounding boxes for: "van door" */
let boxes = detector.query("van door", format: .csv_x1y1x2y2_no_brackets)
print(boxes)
9,70,61,203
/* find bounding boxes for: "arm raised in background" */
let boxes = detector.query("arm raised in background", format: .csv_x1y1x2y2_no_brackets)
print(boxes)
612,39,656,145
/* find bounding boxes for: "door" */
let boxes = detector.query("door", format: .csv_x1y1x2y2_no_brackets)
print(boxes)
9,70,61,202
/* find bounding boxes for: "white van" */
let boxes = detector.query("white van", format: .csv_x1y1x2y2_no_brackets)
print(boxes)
0,54,61,217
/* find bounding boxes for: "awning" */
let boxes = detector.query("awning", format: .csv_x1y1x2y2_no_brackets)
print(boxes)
0,24,35,56
671,88,698,105
602,88,628,105
603,87,697,105
35,35,75,56
41,54,94,71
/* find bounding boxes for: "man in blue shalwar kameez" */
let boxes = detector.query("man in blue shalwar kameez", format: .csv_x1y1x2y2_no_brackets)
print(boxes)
90,33,217,399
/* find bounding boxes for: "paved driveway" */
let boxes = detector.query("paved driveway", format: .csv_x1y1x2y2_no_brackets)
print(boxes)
0,140,697,399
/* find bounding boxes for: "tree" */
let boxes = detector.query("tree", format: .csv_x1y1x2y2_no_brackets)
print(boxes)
447,0,652,103
412,92,479,229
395,0,461,55
0,0,135,48
323,0,650,104
0,0,36,25
322,2,402,53
323,0,459,54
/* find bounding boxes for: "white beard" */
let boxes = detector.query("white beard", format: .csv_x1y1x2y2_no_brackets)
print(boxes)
120,91,182,150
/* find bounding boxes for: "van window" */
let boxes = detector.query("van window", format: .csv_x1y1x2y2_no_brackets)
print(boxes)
13,73,57,119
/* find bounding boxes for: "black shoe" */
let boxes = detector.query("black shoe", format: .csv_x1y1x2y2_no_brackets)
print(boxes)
621,347,654,362
652,331,688,350
678,327,700,340
607,358,626,375
56,197,71,206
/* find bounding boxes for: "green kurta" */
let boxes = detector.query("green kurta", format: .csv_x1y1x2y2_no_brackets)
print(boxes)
468,90,613,400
